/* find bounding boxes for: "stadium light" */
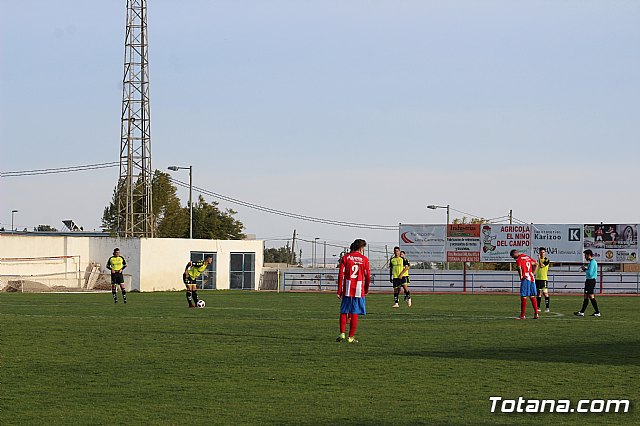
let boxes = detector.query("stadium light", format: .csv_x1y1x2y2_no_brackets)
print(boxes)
427,204,450,227
11,210,18,233
168,165,193,239
427,204,450,269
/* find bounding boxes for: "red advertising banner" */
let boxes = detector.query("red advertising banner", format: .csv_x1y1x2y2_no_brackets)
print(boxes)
446,224,481,262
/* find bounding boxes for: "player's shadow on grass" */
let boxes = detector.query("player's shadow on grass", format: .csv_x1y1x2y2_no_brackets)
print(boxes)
401,341,640,366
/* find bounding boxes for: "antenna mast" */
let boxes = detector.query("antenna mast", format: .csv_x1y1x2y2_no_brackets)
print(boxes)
117,0,154,237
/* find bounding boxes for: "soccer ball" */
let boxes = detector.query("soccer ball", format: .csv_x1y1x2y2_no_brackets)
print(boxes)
196,299,205,308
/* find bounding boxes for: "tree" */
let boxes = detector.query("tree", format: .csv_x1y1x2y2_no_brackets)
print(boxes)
34,225,58,232
153,171,189,238
102,170,245,239
264,242,296,264
191,195,245,240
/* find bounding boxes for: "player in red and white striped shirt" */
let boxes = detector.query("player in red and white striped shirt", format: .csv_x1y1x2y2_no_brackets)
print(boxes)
511,249,539,319
336,239,370,343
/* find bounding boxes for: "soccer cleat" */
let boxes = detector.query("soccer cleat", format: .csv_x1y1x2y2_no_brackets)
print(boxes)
533,315,539,320
347,337,359,344
123,300,127,304
545,308,550,313
537,309,541,313
574,311,584,316
114,300,118,304
590,312,601,317
407,298,412,308
336,333,345,343
392,303,400,308
516,316,525,320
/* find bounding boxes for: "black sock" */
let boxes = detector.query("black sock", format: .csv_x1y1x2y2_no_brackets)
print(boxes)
121,288,127,302
192,290,199,304
545,297,550,309
186,291,193,306
581,299,589,313
394,290,399,304
112,287,117,302
590,298,599,313
405,290,411,299
536,296,541,308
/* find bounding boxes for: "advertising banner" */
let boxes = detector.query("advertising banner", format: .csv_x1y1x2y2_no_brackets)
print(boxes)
584,224,638,263
399,224,445,262
446,224,481,262
479,224,532,263
531,224,583,263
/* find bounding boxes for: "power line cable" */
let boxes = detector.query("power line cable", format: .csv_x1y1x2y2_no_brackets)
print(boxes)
169,177,399,231
0,162,119,177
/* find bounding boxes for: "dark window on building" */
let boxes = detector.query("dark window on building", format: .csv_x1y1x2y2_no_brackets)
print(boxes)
190,252,216,289
230,252,255,290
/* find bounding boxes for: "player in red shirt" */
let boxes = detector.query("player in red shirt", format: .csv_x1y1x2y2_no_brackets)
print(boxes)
510,249,539,320
336,239,370,343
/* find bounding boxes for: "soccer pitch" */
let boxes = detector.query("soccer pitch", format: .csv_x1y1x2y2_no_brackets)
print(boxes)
1,292,638,425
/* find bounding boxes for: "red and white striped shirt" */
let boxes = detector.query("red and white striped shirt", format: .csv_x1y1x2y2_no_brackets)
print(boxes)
337,251,370,298
515,254,536,282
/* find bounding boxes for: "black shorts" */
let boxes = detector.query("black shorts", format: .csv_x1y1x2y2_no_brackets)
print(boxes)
183,273,196,285
401,276,410,285
584,278,596,295
111,271,124,285
392,278,403,289
536,280,547,291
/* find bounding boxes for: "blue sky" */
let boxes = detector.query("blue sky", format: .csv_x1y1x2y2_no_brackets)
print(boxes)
1,1,639,260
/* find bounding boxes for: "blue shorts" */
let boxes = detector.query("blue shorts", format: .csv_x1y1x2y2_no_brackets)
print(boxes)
340,296,366,315
520,279,537,297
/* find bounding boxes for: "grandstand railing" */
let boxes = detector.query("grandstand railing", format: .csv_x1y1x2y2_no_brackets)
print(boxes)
281,269,640,295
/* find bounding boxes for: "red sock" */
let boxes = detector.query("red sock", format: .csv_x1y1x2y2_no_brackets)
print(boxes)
349,314,359,337
520,298,527,317
531,297,539,315
339,314,347,333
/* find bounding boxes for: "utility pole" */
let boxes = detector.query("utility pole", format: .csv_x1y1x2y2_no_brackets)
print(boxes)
323,241,326,268
290,229,297,265
509,209,513,271
117,0,154,237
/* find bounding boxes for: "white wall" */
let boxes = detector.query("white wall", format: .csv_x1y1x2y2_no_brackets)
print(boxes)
138,238,264,291
88,237,141,291
0,234,263,292
0,234,91,288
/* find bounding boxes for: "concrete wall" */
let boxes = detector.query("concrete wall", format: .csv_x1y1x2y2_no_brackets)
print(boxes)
0,234,263,292
88,237,141,291
139,238,264,291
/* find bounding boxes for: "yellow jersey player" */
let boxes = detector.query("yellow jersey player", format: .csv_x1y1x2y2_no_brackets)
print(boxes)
183,255,213,308
389,246,411,308
535,247,551,313
106,248,127,304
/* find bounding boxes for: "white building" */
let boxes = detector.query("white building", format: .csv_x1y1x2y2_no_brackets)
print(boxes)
0,234,264,292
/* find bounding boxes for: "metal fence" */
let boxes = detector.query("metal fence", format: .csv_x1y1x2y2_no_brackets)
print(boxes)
280,268,640,294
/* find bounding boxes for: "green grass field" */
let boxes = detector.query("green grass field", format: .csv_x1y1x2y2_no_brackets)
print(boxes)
1,292,638,425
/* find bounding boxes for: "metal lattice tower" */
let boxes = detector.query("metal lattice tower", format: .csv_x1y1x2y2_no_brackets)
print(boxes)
117,0,154,237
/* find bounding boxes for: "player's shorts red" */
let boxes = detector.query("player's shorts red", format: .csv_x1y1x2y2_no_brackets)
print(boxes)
340,296,366,315
520,279,537,297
